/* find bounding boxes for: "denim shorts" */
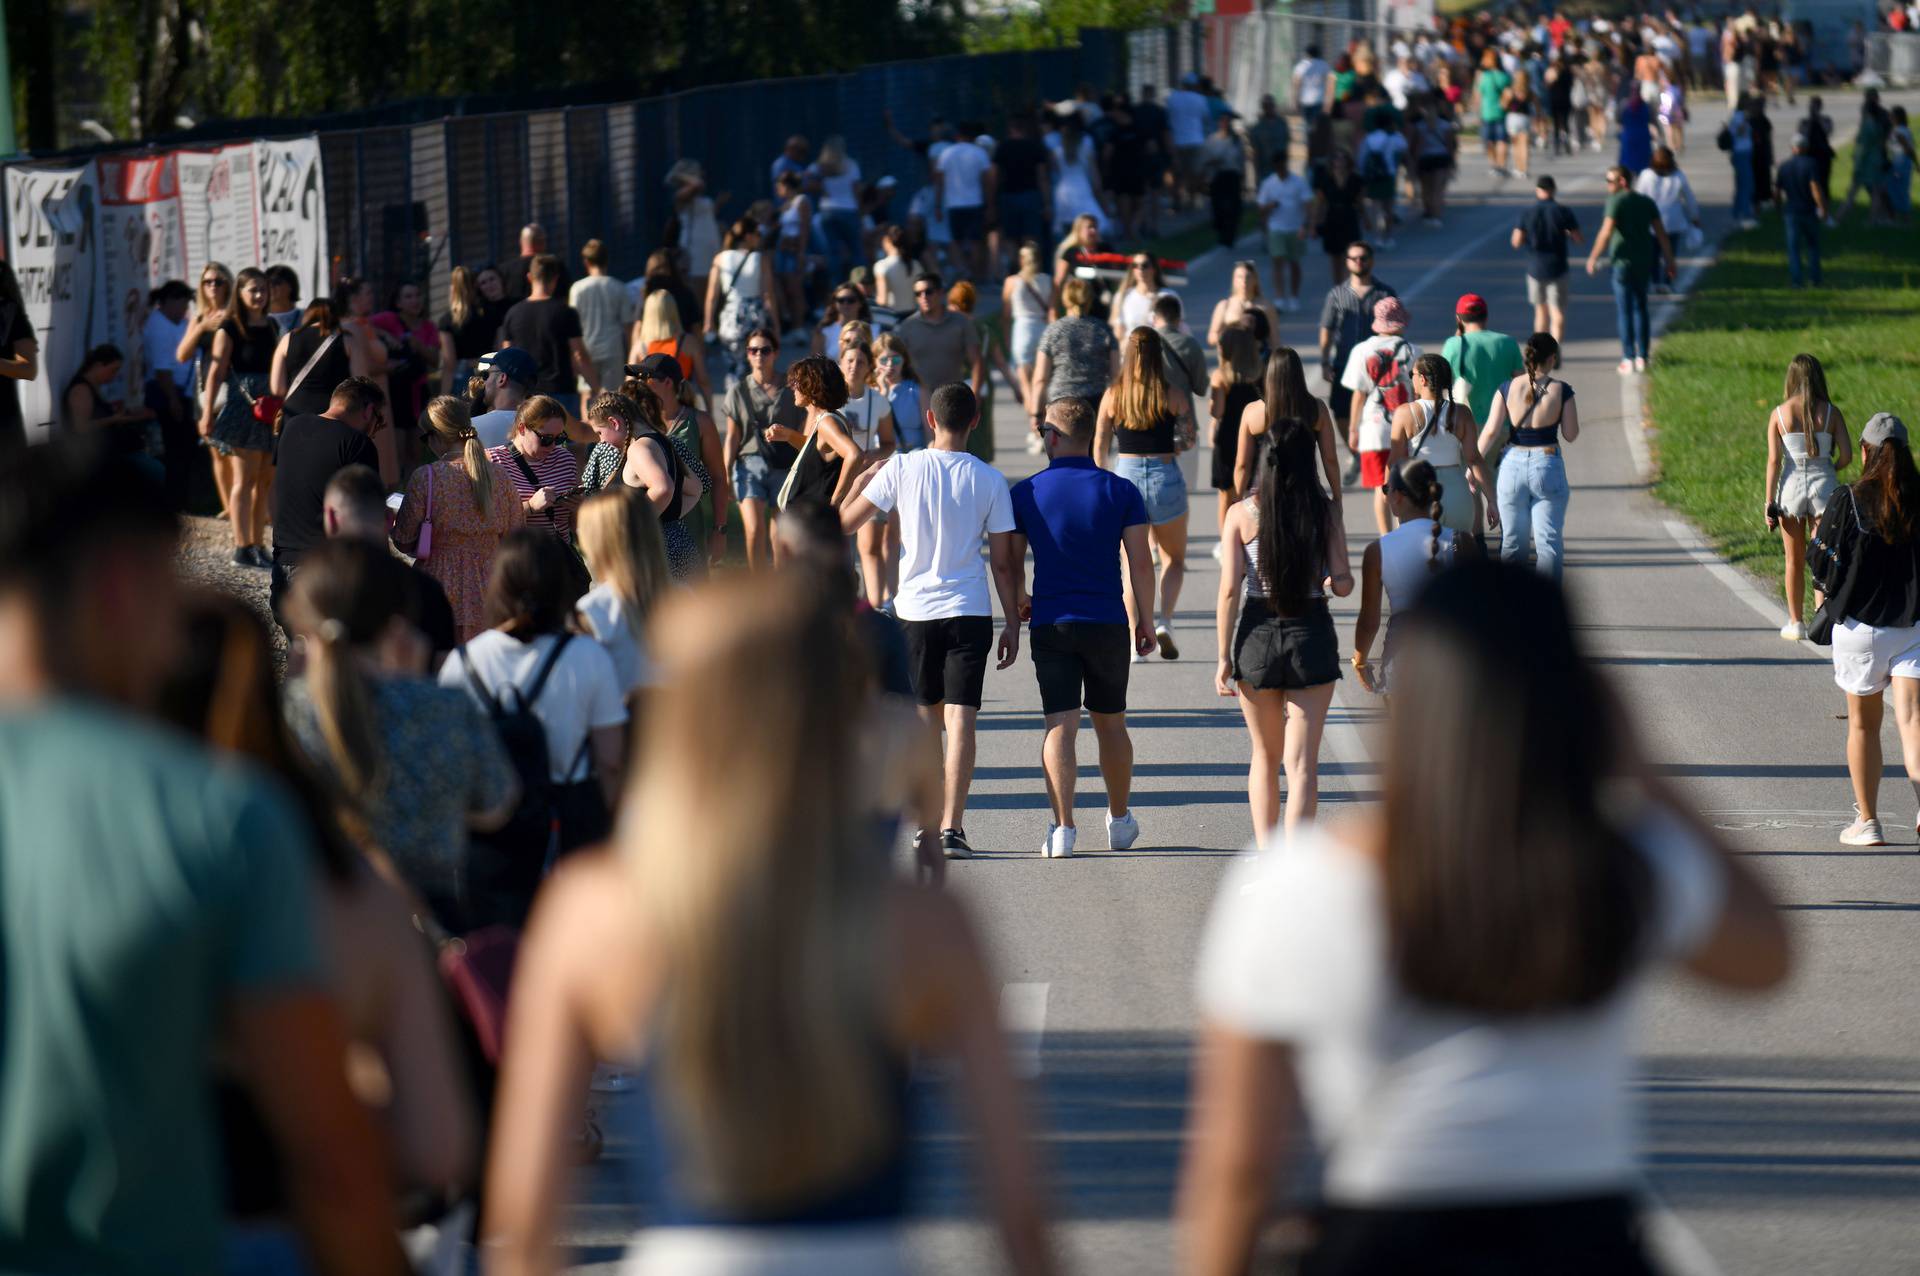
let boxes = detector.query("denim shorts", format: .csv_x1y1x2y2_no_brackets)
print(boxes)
1114,453,1188,525
731,455,788,504
1481,117,1509,143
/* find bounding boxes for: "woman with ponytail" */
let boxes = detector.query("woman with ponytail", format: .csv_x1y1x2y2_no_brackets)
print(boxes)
1388,352,1498,538
1479,332,1581,579
396,395,524,641
1235,345,1340,505
283,539,518,927
1352,459,1463,695
1215,416,1353,838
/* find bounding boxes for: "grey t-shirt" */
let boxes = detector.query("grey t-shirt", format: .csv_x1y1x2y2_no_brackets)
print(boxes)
1157,326,1210,399
1037,316,1117,406
723,375,781,461
894,310,981,392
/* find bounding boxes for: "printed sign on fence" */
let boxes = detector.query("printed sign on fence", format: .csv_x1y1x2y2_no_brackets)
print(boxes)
96,154,186,405
4,164,97,444
176,144,260,296
256,138,328,309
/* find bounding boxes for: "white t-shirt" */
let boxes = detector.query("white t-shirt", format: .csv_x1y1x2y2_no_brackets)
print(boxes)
576,584,654,694
938,141,991,209
1165,88,1210,147
472,408,517,451
1341,334,1421,452
1293,58,1331,106
440,631,627,783
813,159,863,211
874,253,912,307
862,448,1014,621
1197,808,1723,1205
1258,172,1315,234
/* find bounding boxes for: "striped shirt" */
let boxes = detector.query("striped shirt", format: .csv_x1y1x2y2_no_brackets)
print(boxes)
488,442,581,539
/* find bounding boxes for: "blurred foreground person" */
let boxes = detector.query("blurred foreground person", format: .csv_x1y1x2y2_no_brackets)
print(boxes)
0,445,406,1274
1179,559,1790,1276
483,576,1055,1275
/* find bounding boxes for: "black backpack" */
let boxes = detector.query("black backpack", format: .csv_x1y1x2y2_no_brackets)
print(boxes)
459,634,574,927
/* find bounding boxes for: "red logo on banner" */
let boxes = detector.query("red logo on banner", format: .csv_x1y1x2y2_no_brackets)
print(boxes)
96,155,179,206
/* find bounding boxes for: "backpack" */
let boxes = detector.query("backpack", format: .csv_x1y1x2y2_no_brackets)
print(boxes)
1365,339,1414,418
1360,140,1392,183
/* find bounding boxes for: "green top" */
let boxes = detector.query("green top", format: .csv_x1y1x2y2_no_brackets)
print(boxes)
0,701,322,1274
1604,189,1659,280
1440,330,1527,426
1476,69,1512,121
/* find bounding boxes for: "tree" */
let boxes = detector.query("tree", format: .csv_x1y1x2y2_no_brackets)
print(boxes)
963,0,1178,54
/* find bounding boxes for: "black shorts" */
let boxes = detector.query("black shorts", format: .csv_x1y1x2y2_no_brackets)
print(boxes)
1232,597,1341,690
1210,416,1240,492
1031,622,1131,716
1417,153,1453,175
1304,1193,1655,1276
948,205,986,244
904,615,993,708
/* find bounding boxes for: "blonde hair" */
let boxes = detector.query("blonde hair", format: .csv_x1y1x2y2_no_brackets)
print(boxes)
1783,353,1831,444
577,487,670,643
623,576,889,1210
448,265,480,329
1115,327,1173,431
1060,277,1094,317
424,395,494,516
641,289,685,344
871,332,916,383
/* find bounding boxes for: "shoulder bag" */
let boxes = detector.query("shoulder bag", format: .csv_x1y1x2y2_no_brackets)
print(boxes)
270,331,342,433
416,463,435,561
1806,488,1862,646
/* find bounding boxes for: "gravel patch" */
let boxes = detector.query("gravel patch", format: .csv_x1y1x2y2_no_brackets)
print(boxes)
176,514,287,667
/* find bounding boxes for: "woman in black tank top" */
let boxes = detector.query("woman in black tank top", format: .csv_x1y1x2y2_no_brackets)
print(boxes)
201,269,281,568
1095,327,1197,660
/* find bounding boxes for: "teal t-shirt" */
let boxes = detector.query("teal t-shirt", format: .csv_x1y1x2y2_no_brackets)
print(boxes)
1477,69,1512,121
1440,330,1527,427
0,701,322,1275
1604,189,1658,281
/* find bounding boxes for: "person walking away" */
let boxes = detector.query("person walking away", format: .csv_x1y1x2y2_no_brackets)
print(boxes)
1480,332,1581,579
1887,106,1915,226
936,128,994,282
504,223,570,302
1546,53,1577,156
1166,74,1212,207
841,384,1021,860
396,395,526,642
1317,239,1396,484
1010,397,1156,858
570,239,636,398
1256,152,1314,312
1029,276,1117,449
1801,96,1837,217
633,290,714,410
1439,292,1526,441
269,377,385,626
1408,107,1457,228
1810,413,1920,846
1636,146,1703,292
482,575,1057,1276
1844,90,1892,225
1350,459,1461,694
501,254,599,420
1308,150,1368,291
664,159,723,301
1722,93,1759,227
872,223,916,312
894,270,985,404
1210,327,1263,535
1214,417,1353,838
720,327,793,570
0,445,411,1275
438,265,510,395
1340,296,1420,536
575,486,671,695
1585,165,1673,374
1776,131,1829,288
1294,46,1332,133
995,116,1052,252
1003,243,1053,431
321,464,456,663
1388,352,1498,538
1765,354,1849,640
1357,113,1408,247
1048,113,1109,242
1153,294,1209,403
1096,329,1197,660
199,269,279,567
1182,557,1790,1275
1503,69,1538,179
1616,82,1655,177
1235,345,1341,510
1512,175,1583,343
1201,113,1247,251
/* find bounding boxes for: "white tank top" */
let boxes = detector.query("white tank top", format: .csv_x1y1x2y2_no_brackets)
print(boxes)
842,386,886,451
1409,399,1464,468
1378,518,1455,614
1781,402,1834,463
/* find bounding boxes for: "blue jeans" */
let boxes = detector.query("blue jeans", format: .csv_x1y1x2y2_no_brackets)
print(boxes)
1731,154,1755,221
1611,269,1651,362
1497,447,1570,580
1784,211,1823,286
817,207,863,285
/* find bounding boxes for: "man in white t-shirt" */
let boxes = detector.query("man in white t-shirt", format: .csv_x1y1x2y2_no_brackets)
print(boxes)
1292,47,1331,130
844,383,1020,860
936,129,994,282
1340,295,1420,536
1164,75,1211,205
1257,152,1315,310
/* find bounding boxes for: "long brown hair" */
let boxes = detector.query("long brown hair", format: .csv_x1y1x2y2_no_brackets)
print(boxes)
1253,416,1330,610
624,576,889,1211
1115,327,1173,431
1781,353,1830,444
1384,559,1650,1015
448,265,481,329
1856,435,1920,544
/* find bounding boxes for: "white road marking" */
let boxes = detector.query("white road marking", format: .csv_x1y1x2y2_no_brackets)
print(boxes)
1639,1178,1729,1276
1000,982,1050,1079
1621,250,1717,481
1661,519,1814,652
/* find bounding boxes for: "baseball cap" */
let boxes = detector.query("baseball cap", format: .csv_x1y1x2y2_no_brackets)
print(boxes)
1455,293,1488,318
631,352,684,384
1862,412,1908,448
476,347,538,388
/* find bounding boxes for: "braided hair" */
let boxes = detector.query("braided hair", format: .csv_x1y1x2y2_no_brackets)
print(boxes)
1412,352,1455,448
1389,458,1447,571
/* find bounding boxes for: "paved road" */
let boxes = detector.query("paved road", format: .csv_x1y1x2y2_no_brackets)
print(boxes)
563,94,1920,1273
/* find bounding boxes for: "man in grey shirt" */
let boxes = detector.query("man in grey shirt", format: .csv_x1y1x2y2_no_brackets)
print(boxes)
1152,294,1209,400
893,270,984,398
1317,241,1396,471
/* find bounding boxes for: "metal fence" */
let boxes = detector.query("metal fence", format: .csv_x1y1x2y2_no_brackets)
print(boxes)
1866,32,1920,86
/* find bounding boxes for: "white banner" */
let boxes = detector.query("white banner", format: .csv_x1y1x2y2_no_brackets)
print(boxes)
95,154,185,406
255,138,329,310
175,143,260,294
4,164,97,444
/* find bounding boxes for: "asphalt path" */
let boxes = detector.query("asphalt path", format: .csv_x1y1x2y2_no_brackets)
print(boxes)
562,92,1920,1274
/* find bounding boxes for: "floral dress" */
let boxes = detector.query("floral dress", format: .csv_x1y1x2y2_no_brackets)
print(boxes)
578,437,708,579
393,455,524,641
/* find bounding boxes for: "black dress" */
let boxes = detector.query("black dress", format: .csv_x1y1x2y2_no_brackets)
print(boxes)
1316,171,1365,259
1212,382,1260,492
280,325,354,419
779,413,847,510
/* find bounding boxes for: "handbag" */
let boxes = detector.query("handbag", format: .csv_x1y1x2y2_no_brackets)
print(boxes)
434,924,520,1065
1805,488,1859,646
276,331,342,431
416,462,435,561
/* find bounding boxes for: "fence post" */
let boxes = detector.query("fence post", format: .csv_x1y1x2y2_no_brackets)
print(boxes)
355,135,369,275
444,120,459,272
485,119,501,270
599,108,614,266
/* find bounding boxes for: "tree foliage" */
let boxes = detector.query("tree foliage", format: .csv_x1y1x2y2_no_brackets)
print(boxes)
963,0,1179,54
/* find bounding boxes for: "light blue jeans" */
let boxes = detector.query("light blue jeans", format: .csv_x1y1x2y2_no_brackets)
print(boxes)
1497,446,1570,580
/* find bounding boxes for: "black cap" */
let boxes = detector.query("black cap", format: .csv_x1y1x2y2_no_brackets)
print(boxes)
628,352,684,384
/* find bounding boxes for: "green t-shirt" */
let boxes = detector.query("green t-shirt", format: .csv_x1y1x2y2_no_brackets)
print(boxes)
1604,190,1658,280
1477,69,1512,121
1440,330,1527,426
0,701,322,1274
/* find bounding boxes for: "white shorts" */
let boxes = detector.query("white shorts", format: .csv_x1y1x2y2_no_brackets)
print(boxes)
1832,617,1920,697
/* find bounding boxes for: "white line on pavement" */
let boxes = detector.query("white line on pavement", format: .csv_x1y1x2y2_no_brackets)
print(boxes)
1000,982,1051,1079
1621,252,1717,481
1640,1179,1729,1276
1661,518,1802,642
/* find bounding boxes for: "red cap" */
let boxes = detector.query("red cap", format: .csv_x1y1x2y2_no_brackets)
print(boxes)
1455,292,1488,317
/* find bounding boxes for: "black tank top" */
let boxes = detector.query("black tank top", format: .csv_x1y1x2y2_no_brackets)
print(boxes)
280,325,353,418
1116,411,1178,455
227,320,279,375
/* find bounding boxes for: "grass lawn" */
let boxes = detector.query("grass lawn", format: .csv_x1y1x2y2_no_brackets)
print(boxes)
1648,144,1920,610
1143,207,1260,266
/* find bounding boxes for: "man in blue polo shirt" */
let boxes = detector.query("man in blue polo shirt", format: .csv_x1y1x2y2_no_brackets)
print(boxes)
1009,397,1156,859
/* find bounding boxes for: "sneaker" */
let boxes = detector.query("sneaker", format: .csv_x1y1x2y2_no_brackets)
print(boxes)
1634,357,1648,373
1130,647,1145,664
1617,359,1635,375
1044,825,1077,859
247,545,273,569
1155,624,1179,660
1106,810,1141,850
1780,619,1808,641
1840,817,1887,847
939,828,974,859
1210,540,1225,561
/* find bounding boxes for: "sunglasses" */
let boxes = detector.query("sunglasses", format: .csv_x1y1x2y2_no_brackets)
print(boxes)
746,345,776,355
913,287,939,297
881,355,904,366
531,428,567,446
834,293,859,304
1348,254,1373,263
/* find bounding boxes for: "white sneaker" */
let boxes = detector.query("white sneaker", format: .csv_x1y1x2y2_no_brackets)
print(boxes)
1044,825,1077,858
1634,356,1647,372
1106,810,1141,850
1840,817,1887,847
1617,359,1635,375
1155,623,1179,660
1780,619,1808,641
1210,540,1225,561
